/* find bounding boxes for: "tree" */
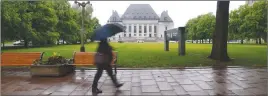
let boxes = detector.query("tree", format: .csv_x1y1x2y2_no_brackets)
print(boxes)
250,1,267,44
196,13,216,43
186,13,216,44
53,0,80,44
229,1,267,44
30,1,59,45
209,1,230,61
1,1,20,47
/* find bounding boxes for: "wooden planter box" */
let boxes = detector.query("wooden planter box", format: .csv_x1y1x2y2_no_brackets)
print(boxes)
30,64,75,77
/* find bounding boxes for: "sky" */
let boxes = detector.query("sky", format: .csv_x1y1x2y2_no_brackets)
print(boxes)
70,1,246,27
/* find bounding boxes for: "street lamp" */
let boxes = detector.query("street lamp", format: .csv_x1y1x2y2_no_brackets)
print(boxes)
73,0,93,52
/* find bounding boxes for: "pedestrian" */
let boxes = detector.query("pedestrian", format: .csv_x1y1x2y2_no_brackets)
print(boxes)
92,39,123,94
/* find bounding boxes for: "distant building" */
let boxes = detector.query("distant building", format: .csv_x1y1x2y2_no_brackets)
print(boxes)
107,4,174,42
246,0,256,6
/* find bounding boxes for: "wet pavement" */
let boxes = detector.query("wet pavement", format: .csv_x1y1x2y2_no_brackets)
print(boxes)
1,68,267,96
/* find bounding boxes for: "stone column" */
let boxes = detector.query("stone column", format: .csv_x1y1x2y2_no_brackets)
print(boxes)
152,24,154,37
178,27,186,56
164,31,169,51
141,24,144,38
147,24,149,37
137,24,139,38
131,24,134,37
126,24,128,37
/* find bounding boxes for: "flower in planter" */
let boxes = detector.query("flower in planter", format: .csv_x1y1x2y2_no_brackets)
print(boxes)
33,52,69,65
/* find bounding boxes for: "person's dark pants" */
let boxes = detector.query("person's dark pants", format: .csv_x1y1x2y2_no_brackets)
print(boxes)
92,64,118,89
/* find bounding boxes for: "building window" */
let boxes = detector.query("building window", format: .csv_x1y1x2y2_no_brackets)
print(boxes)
129,34,131,37
139,34,141,36
134,34,136,36
154,34,157,37
113,17,116,21
149,34,151,37
149,26,152,32
161,35,162,38
124,34,126,37
165,26,167,30
144,26,147,33
129,26,131,32
154,26,157,33
124,26,126,32
144,34,146,36
164,17,167,21
139,26,142,33
134,26,136,33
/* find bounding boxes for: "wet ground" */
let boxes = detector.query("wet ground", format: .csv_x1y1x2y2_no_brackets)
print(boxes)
1,68,267,96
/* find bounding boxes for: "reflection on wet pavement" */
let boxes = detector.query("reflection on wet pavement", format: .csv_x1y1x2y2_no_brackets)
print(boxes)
1,68,267,96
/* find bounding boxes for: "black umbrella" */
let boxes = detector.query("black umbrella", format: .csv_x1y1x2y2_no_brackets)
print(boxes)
92,23,125,41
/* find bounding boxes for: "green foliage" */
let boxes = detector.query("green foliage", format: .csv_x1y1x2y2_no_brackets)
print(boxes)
186,13,216,42
1,0,100,46
186,1,267,44
229,1,267,44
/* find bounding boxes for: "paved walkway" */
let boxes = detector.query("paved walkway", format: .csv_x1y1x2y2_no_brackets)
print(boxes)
1,68,267,96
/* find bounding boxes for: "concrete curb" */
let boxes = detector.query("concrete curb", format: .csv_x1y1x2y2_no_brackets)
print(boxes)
77,66,267,70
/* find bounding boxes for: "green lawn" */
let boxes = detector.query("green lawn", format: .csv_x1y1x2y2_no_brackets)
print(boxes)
2,43,266,68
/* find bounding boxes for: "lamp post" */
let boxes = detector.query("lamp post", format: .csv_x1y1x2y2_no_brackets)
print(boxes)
74,0,93,52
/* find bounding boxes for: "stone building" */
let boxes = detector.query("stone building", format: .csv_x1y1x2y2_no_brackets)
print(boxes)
107,4,174,42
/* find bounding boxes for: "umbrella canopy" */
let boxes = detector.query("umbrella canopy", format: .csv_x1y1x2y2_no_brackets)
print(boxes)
92,23,125,41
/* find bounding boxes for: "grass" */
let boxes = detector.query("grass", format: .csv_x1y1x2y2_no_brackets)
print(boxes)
2,42,267,68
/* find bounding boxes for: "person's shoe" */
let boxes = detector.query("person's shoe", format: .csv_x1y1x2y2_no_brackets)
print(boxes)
92,88,102,94
115,83,124,88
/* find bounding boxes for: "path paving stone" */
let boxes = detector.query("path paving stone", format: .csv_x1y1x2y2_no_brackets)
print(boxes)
141,85,160,92
131,76,140,82
131,87,142,95
232,89,256,95
1,68,267,96
140,75,153,80
172,85,188,95
131,82,141,87
176,79,195,85
161,90,177,95
188,91,209,95
70,90,87,95
181,84,203,92
166,77,176,82
119,82,131,91
156,82,173,90
155,77,166,82
193,81,213,90
142,92,162,95
141,80,156,86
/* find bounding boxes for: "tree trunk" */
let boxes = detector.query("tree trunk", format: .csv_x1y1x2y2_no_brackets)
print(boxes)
24,39,29,48
63,39,65,45
202,39,204,43
192,39,193,43
240,39,243,44
258,38,262,44
57,39,60,45
196,40,198,43
2,42,5,48
209,39,211,43
255,39,258,44
209,1,230,61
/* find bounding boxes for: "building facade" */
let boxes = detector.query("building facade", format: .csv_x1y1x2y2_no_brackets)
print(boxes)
107,4,174,42
245,0,256,6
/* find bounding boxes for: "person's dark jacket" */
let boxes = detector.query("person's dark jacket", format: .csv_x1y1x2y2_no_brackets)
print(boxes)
96,39,113,65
